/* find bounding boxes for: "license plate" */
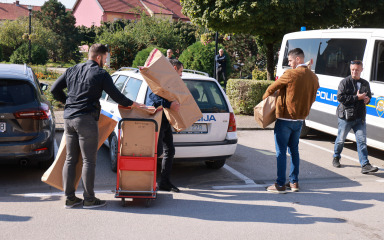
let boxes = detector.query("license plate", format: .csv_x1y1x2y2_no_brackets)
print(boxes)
0,122,5,133
174,123,208,134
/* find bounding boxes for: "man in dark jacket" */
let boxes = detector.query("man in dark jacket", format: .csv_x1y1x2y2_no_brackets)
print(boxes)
333,60,378,174
215,49,227,87
51,44,143,209
145,59,182,192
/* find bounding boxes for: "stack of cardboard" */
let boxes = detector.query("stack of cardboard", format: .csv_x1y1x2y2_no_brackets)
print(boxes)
117,106,162,191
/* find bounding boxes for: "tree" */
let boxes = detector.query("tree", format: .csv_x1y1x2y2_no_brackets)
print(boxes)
96,30,137,69
0,17,57,62
34,0,80,62
126,12,180,51
181,0,360,80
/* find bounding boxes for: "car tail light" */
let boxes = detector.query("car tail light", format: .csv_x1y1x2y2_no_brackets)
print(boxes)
34,147,48,151
14,103,51,120
227,112,236,132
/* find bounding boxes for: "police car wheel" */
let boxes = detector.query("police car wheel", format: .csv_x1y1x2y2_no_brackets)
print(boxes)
109,133,118,172
205,158,226,169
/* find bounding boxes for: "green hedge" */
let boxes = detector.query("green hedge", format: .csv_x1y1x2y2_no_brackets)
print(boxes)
226,79,274,115
132,46,166,68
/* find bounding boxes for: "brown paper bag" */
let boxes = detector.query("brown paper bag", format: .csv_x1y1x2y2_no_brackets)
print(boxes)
41,113,117,191
118,106,163,157
139,48,202,132
254,92,278,128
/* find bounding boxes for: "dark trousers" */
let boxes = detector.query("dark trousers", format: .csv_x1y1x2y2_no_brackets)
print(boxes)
63,114,98,202
216,67,227,88
157,115,175,183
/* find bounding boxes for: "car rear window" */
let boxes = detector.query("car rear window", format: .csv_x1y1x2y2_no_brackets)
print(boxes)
0,80,36,106
184,80,228,113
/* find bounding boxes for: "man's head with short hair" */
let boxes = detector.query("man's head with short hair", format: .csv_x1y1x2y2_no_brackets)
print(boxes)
350,60,363,80
219,49,224,56
287,48,305,69
169,59,183,76
88,44,109,67
167,49,173,58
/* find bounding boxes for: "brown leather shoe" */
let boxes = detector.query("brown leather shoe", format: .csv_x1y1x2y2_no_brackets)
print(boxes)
266,183,286,194
285,182,299,192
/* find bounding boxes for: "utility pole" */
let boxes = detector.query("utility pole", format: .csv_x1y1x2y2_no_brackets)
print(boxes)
28,5,32,64
214,32,218,79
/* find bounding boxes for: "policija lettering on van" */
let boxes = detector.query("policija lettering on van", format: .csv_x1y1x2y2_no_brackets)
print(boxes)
316,87,384,118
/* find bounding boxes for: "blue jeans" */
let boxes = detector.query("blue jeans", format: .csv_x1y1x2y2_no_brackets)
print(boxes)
333,118,368,167
274,119,303,186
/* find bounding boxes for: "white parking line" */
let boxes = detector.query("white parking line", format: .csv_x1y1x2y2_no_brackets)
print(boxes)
20,190,114,198
212,164,267,190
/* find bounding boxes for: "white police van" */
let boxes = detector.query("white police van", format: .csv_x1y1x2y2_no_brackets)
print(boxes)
276,28,384,150
100,68,238,172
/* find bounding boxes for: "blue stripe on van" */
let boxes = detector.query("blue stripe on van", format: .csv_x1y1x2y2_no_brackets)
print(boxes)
315,87,383,118
101,109,121,122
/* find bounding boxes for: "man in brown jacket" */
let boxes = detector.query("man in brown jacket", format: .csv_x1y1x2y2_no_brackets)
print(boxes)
263,48,319,193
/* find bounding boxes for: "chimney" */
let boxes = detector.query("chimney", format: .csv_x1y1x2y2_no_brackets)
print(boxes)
15,1,20,6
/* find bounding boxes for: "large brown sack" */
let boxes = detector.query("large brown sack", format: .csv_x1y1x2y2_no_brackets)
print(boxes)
41,112,117,190
117,106,162,192
139,48,202,132
254,91,278,128
118,106,162,157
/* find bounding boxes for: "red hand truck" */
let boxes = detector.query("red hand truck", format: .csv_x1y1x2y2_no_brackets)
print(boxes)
115,118,158,207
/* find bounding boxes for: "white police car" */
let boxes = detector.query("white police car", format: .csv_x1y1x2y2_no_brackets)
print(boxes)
101,68,237,172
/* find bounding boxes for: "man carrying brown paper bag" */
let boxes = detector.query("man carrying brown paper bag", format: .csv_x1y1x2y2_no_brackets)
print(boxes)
145,59,182,192
262,48,319,194
51,44,144,209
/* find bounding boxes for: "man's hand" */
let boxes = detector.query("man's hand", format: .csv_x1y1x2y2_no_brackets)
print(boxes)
364,96,370,105
131,102,146,108
357,90,367,100
170,101,180,112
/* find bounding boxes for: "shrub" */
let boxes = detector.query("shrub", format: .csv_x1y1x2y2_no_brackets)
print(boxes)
179,41,231,81
252,67,268,80
226,79,274,115
0,45,2,61
10,43,48,65
97,30,137,69
132,46,166,68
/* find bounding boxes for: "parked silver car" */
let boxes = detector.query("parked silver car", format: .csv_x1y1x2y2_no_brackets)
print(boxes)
0,64,55,168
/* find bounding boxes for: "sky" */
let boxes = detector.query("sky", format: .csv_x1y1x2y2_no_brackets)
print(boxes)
0,0,76,9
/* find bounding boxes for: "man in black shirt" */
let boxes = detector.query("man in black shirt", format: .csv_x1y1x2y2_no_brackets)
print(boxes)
333,60,378,174
215,48,227,87
51,44,143,209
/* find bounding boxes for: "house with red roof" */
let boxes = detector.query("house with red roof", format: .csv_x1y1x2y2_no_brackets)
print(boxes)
72,0,189,27
0,1,41,21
